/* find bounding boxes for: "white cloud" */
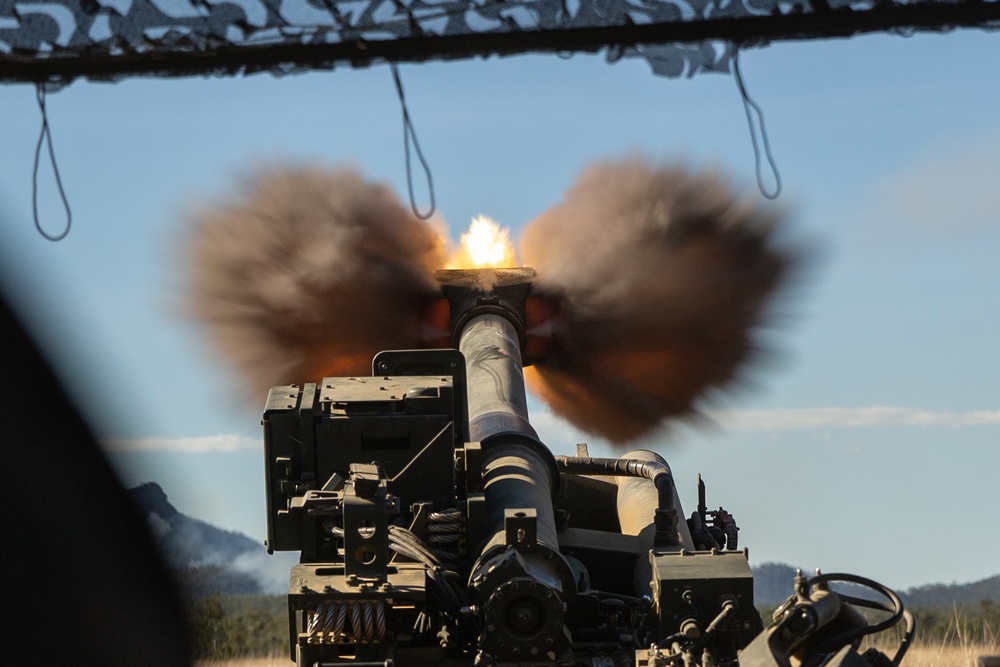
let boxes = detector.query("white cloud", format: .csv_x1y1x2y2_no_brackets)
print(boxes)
712,406,1000,432
103,405,998,453
868,131,1000,236
528,402,999,450
102,434,260,452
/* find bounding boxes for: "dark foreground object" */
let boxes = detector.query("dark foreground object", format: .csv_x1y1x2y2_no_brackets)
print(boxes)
0,290,193,666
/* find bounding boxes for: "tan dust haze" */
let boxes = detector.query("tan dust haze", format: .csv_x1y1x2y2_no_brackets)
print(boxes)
185,158,799,444
521,157,796,442
184,165,444,397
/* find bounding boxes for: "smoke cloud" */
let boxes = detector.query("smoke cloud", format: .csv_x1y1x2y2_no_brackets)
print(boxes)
184,158,801,445
184,165,445,397
521,157,798,443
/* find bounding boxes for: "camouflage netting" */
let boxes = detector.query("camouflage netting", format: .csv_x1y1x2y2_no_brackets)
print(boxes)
1,0,998,88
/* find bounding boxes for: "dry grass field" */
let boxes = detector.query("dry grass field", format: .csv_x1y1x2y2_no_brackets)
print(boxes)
896,644,1000,667
197,642,1000,667
196,608,999,667
871,631,1000,667
864,607,1000,667
196,659,290,667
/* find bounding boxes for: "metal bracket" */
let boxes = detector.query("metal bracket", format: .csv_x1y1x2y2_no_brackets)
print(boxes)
343,464,390,582
504,507,538,552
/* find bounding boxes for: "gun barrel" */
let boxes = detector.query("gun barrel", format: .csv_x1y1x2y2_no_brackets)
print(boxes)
459,312,560,555
446,275,574,659
460,312,538,445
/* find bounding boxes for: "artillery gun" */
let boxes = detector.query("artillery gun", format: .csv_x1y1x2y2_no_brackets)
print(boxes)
261,267,913,667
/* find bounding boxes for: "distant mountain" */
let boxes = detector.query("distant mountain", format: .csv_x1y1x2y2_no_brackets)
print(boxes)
905,576,1000,607
129,482,296,596
752,562,805,606
752,562,1000,608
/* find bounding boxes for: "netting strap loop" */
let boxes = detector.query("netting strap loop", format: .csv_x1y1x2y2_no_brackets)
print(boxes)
391,63,437,220
32,84,73,242
733,47,782,200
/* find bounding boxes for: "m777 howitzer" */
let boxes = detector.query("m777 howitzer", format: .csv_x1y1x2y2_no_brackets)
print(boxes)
261,267,914,667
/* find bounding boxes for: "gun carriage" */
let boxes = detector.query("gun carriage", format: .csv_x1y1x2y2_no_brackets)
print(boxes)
261,268,913,667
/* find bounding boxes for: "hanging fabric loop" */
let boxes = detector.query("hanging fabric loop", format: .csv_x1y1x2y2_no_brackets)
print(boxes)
733,48,782,200
32,84,73,241
391,63,437,220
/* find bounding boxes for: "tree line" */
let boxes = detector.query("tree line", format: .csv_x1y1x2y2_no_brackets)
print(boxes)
187,595,999,659
186,594,287,659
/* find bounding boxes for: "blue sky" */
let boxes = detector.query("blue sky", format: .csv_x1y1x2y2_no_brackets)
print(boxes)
1,30,997,591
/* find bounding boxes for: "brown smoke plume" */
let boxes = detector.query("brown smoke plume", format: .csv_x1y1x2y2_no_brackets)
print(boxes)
184,165,445,397
521,157,796,443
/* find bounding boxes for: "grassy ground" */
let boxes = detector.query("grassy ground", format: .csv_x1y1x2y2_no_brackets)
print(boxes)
197,643,1000,667
880,643,999,667
196,607,999,667
865,604,1000,667
196,659,289,667
887,632,999,666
